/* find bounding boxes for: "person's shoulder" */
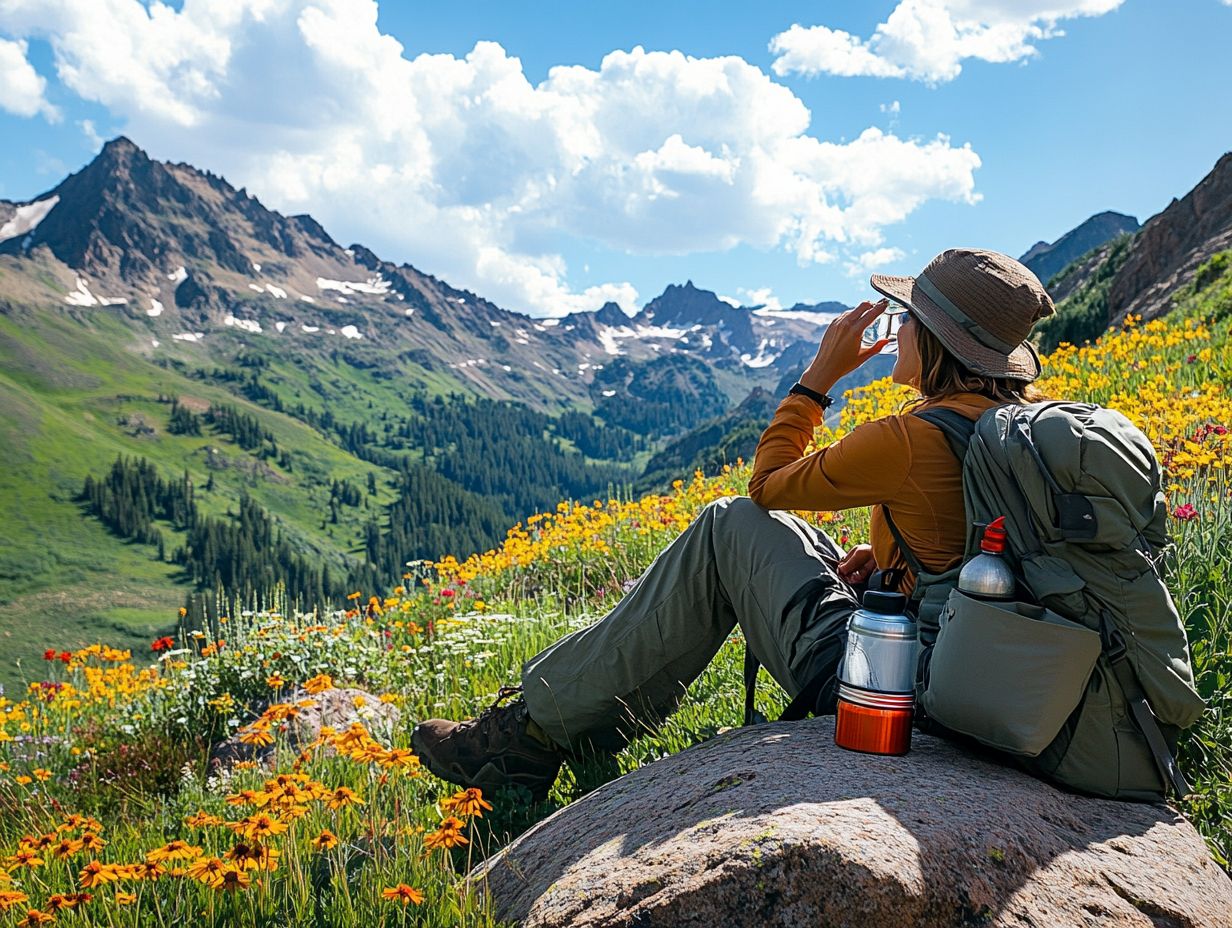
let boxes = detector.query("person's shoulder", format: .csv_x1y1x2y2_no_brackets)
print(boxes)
909,392,1005,419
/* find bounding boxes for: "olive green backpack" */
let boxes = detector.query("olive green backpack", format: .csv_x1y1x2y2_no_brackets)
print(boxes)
894,401,1205,801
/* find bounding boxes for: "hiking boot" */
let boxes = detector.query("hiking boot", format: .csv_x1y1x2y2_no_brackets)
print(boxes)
412,686,563,802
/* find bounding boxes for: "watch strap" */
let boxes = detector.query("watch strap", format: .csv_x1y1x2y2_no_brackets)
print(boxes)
789,381,834,409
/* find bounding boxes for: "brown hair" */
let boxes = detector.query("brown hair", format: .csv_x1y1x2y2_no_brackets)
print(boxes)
908,314,1049,406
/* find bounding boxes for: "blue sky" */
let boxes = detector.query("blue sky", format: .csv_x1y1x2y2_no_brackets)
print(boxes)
1,1,1229,316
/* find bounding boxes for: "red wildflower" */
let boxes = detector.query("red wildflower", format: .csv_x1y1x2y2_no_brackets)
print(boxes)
1173,504,1199,522
43,649,56,661
440,588,455,598
58,652,72,664
151,636,175,652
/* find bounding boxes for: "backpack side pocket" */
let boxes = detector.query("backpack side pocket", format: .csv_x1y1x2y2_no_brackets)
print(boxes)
921,589,1102,757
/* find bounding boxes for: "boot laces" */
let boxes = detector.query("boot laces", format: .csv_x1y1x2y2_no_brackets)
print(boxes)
458,685,525,736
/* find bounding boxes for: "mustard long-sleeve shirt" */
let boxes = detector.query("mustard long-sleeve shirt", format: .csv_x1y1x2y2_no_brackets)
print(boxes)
749,391,1004,595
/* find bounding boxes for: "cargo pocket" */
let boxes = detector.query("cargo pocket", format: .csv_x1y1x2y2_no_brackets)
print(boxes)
1042,661,1120,798
921,589,1102,757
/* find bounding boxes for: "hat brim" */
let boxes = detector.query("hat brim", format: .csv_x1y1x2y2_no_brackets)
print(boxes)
870,273,1041,382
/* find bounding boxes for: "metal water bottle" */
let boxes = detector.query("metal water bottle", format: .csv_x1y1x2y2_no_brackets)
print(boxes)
834,590,918,756
957,516,1016,600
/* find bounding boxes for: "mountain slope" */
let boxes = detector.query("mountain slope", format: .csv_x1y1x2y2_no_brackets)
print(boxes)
0,137,862,690
1108,152,1232,324
1019,211,1139,286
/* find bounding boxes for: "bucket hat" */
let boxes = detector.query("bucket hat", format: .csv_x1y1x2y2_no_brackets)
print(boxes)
870,248,1055,382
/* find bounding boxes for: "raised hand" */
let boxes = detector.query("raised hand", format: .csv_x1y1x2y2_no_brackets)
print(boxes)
799,299,893,395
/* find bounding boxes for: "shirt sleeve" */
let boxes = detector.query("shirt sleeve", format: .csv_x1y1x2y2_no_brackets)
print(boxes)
748,394,913,511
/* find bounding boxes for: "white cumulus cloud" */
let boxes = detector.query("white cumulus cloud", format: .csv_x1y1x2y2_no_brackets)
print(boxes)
845,246,907,277
738,287,783,311
0,36,56,118
2,0,982,316
771,0,1125,84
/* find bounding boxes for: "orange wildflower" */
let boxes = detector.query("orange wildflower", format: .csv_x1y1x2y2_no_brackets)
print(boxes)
440,787,493,819
381,884,425,906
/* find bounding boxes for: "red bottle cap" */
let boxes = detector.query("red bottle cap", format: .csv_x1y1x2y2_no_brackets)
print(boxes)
981,516,1007,554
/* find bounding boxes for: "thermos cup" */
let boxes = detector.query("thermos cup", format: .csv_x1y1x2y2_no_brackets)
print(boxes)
834,589,919,756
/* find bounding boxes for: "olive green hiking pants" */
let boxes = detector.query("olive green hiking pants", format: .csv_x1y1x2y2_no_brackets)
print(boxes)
521,496,860,752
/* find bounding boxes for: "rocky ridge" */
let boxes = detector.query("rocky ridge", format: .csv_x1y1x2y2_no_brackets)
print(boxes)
1108,152,1232,324
0,137,844,413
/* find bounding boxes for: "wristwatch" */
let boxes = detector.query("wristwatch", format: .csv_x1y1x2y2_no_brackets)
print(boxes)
789,381,834,410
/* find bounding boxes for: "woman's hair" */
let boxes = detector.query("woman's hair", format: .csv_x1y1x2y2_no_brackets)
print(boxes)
909,313,1048,404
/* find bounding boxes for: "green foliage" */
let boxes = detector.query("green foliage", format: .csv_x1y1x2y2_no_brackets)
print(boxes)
1188,250,1232,323
205,402,274,452
65,724,207,816
590,355,729,438
1034,233,1134,353
167,397,203,436
555,410,644,459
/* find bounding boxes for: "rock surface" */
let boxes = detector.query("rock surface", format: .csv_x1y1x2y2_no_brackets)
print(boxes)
209,686,400,770
475,718,1232,928
1108,151,1232,324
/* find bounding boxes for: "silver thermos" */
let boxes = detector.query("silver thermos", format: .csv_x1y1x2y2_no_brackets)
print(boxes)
834,590,918,755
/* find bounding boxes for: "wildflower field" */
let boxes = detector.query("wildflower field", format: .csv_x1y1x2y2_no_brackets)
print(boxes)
2,256,1231,927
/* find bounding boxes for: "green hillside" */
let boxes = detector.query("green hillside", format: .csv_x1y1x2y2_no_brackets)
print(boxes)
0,303,389,687
0,299,644,693
0,254,1228,928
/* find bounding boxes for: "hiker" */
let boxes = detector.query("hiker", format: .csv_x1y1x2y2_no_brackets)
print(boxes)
411,249,1063,800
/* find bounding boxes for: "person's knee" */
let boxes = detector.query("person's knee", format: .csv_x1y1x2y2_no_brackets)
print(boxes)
705,495,766,534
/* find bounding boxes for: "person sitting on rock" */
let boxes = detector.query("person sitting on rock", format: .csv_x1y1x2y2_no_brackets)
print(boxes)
412,249,1056,801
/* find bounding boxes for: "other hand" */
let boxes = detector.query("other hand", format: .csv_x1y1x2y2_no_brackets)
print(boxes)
799,299,893,395
836,544,877,585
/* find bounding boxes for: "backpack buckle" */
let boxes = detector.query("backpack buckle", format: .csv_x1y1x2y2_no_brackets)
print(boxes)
1104,625,1129,664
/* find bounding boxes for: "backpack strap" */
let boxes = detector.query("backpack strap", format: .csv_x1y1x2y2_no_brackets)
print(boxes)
881,407,979,591
1099,613,1191,798
912,407,977,462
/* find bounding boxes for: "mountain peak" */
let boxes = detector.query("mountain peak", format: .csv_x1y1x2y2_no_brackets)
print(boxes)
1020,211,1140,287
100,135,142,156
594,301,630,327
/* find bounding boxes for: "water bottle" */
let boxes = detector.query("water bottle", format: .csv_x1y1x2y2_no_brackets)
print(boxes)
957,516,1016,600
834,589,918,756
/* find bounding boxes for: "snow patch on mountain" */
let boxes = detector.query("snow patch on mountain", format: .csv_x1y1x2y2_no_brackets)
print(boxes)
302,324,320,333
0,195,59,245
740,338,779,368
317,276,390,296
168,266,187,283
64,276,126,306
225,315,262,334
339,325,362,340
173,332,204,342
147,299,164,317
597,327,625,356
265,284,287,299
275,321,288,333
752,307,841,325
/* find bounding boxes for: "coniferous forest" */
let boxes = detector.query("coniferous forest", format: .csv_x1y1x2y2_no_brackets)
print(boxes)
77,388,650,616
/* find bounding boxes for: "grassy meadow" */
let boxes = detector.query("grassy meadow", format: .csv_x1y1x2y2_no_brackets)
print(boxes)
0,254,1230,926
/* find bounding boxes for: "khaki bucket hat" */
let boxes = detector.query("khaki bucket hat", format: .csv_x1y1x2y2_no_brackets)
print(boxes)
870,248,1055,382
